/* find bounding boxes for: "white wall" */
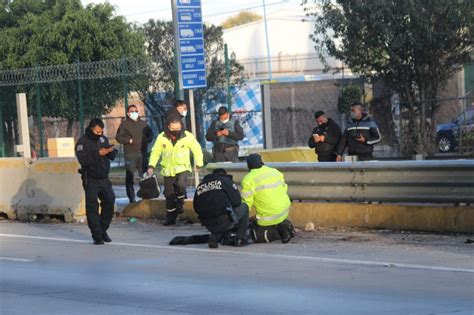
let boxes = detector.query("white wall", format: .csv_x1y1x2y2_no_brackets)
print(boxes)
223,9,343,79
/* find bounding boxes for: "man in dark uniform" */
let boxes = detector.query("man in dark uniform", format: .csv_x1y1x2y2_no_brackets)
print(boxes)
205,106,244,162
76,118,117,245
116,104,153,203
336,102,382,161
169,168,249,248
308,111,342,162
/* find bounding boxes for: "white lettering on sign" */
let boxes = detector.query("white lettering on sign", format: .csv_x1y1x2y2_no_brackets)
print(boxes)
196,180,222,196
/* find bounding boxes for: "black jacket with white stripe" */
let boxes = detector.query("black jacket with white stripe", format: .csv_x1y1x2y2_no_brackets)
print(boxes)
336,114,382,156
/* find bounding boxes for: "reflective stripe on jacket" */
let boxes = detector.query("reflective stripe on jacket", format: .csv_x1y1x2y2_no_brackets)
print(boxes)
241,165,291,226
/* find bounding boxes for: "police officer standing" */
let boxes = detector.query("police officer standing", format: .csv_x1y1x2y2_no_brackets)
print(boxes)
75,118,117,245
336,102,382,161
206,106,244,162
116,105,153,203
241,154,296,244
308,111,342,162
147,114,204,226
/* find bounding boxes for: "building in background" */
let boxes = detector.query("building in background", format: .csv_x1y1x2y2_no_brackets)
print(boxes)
223,8,349,81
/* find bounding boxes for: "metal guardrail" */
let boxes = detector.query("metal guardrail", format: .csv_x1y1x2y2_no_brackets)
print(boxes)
206,160,474,203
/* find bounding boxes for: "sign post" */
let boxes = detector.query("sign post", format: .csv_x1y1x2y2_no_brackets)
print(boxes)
172,0,207,187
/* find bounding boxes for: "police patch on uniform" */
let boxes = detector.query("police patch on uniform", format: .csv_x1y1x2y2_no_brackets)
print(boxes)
162,144,166,149
76,145,83,151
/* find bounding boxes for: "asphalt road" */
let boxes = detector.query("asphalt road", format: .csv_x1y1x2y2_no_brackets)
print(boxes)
1,220,473,315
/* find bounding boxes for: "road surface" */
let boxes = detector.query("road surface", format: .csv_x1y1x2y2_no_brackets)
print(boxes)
1,220,473,314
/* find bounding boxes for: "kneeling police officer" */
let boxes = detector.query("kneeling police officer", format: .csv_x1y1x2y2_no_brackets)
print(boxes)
170,168,249,248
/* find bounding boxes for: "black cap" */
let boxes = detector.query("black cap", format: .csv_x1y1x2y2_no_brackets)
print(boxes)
246,153,264,170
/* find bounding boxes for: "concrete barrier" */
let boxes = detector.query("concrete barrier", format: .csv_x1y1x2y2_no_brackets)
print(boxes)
0,157,86,222
0,158,30,220
251,147,318,162
122,200,474,234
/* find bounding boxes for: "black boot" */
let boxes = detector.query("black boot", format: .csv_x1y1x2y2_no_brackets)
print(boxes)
208,233,222,249
93,236,104,245
277,220,296,244
102,232,112,243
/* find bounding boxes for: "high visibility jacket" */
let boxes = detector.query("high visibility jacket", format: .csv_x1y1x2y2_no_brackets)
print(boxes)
148,131,204,177
241,165,291,226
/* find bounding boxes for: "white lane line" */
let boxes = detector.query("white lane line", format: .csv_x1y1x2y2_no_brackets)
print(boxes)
0,257,34,262
1,233,473,274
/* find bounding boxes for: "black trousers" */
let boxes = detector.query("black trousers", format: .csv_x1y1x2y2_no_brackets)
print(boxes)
83,177,115,240
250,219,295,243
163,171,190,222
355,152,373,161
169,204,250,246
213,146,239,162
125,151,144,203
208,203,249,240
317,153,337,162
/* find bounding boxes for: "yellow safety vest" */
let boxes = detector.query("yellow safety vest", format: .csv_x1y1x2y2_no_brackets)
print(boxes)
148,131,204,177
241,165,291,226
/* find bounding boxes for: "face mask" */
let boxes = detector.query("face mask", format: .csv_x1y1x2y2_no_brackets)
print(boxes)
181,111,188,117
130,112,139,121
220,118,230,124
170,130,181,137
350,112,358,120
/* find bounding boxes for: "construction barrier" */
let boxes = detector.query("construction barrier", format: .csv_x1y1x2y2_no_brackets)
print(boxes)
0,158,30,220
0,157,85,222
251,147,317,162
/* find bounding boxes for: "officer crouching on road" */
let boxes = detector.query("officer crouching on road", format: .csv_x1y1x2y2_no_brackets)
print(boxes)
75,118,117,245
205,106,244,162
169,168,249,248
241,154,296,243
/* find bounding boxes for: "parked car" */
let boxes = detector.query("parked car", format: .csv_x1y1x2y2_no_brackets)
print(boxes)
435,107,474,152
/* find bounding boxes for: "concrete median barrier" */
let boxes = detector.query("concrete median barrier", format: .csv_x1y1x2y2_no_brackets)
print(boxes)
122,199,474,234
0,158,30,220
0,157,86,222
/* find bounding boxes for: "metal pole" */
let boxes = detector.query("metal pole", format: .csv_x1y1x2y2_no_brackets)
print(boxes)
122,57,129,112
35,65,44,157
0,99,4,157
189,89,199,187
224,43,232,112
174,48,184,100
171,0,184,101
76,61,84,136
262,0,273,80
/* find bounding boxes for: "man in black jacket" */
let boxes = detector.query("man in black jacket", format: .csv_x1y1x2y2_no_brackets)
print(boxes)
205,107,244,162
170,168,249,248
76,118,118,245
116,105,153,203
336,102,382,161
308,111,342,162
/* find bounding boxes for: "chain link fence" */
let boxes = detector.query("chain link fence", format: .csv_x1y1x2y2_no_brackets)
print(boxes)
0,54,241,158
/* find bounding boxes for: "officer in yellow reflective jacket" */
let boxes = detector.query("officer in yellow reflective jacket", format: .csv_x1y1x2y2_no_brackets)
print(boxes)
147,114,204,225
241,154,296,243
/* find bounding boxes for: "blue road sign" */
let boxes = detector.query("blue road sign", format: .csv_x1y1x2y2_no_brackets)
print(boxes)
181,55,205,71
179,39,204,55
177,7,202,23
174,0,207,89
182,70,207,89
